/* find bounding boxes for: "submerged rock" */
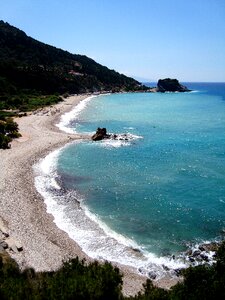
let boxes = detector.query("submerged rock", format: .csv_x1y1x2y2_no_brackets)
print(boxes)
157,78,191,93
162,264,170,271
192,250,201,257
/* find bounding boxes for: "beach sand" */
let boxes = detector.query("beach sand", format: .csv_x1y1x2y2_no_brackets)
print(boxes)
0,95,178,296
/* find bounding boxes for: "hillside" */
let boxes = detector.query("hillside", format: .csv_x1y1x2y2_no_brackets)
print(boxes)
0,21,143,110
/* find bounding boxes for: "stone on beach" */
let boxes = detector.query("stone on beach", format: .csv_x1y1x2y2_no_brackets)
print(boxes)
0,218,9,237
0,217,23,252
6,238,23,252
0,240,8,249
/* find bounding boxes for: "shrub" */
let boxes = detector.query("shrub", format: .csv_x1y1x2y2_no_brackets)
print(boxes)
0,256,123,300
0,133,12,149
0,117,20,149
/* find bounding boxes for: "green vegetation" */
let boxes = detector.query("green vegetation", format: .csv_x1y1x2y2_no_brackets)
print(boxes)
0,255,123,300
0,94,62,112
1,242,225,299
0,116,21,149
0,20,148,148
0,20,146,112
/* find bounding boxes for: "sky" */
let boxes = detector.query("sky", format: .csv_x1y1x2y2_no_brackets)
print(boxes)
1,0,225,82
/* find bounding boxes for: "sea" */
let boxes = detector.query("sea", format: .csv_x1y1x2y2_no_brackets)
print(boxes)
35,82,225,279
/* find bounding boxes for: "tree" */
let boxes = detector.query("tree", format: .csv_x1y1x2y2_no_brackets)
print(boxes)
0,118,21,148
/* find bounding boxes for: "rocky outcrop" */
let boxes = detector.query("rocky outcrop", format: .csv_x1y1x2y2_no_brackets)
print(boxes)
157,78,191,92
91,128,110,141
91,127,130,142
184,242,220,265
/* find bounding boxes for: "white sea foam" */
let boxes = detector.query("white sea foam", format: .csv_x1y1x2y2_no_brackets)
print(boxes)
102,139,130,148
190,90,199,93
34,88,222,281
123,127,135,130
34,145,188,280
100,133,143,148
181,240,218,267
35,92,185,278
56,95,96,133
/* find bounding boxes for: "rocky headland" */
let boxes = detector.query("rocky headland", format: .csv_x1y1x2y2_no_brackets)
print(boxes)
157,78,191,93
91,127,130,142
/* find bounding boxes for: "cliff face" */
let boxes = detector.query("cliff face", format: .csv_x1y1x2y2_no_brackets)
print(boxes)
157,78,191,92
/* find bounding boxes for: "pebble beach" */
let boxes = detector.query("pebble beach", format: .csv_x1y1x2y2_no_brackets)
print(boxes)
0,95,157,296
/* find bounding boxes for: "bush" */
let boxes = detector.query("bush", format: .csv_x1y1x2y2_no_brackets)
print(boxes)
170,242,225,300
0,256,123,300
0,133,12,149
131,279,169,300
0,117,20,149
1,242,225,299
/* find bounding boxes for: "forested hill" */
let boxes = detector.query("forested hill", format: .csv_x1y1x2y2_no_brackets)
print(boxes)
0,21,143,110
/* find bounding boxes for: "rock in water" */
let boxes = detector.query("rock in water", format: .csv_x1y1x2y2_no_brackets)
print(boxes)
91,127,110,141
91,127,130,142
157,78,191,92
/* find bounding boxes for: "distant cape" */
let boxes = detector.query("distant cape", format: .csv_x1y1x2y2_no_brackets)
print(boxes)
157,78,191,92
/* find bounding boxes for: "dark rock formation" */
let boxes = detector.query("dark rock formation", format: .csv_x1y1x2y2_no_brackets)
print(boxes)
174,268,184,276
148,271,157,280
184,241,220,266
91,128,110,141
162,264,170,271
91,127,131,142
157,78,191,92
199,242,220,252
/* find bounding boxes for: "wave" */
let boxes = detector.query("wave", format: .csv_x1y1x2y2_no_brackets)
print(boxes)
34,93,219,281
190,90,200,93
56,95,96,133
99,133,143,148
34,146,190,281
123,126,135,130
34,94,189,280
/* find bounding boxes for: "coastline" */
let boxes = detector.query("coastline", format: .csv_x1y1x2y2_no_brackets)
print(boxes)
0,94,153,296
0,95,90,268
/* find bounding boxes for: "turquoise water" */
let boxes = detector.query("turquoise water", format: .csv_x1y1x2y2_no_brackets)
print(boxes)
56,83,225,265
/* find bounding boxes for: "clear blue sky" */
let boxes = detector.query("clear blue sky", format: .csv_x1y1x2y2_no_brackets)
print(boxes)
1,0,225,82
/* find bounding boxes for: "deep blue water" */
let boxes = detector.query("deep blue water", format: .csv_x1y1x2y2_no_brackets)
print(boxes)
56,83,225,263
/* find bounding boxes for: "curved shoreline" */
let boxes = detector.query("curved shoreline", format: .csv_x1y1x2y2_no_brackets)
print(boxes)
0,95,156,296
0,95,89,268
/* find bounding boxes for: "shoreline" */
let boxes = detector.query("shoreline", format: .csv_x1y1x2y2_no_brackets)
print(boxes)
0,95,90,267
1,87,224,295
0,94,152,296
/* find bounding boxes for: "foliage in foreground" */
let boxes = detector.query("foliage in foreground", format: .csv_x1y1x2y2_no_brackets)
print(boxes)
1,242,225,299
0,116,21,149
0,256,123,300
